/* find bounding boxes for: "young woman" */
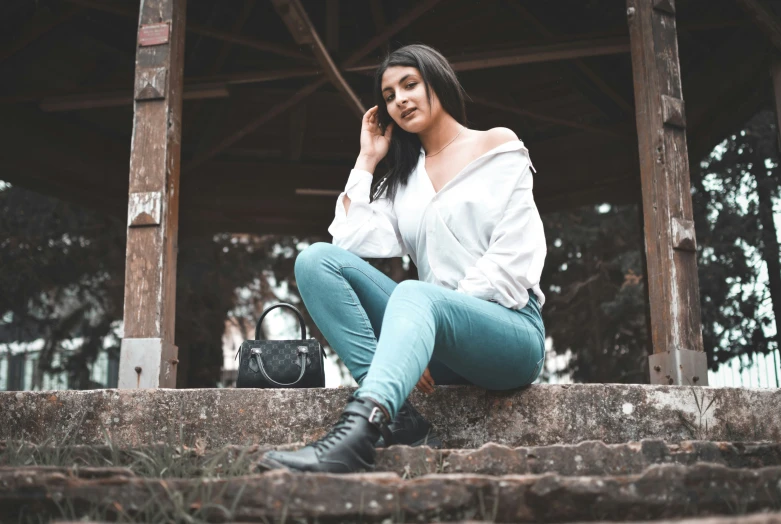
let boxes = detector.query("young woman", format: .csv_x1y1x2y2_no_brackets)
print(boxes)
259,44,546,473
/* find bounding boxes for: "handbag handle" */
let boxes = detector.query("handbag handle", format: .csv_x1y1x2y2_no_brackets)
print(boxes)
250,346,308,386
256,303,306,341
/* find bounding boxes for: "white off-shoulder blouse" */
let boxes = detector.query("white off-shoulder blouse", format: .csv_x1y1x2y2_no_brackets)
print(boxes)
327,140,546,310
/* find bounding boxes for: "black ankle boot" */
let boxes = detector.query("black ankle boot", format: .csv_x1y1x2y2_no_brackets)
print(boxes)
375,400,442,448
256,396,394,473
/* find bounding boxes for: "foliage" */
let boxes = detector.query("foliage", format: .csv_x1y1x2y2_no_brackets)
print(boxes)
0,186,125,388
692,110,781,368
0,184,325,388
541,203,649,383
542,110,781,381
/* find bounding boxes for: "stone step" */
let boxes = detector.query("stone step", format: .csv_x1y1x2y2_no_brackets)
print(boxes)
377,440,781,477
596,515,781,524
2,384,780,447
42,515,781,524
2,463,781,522
4,440,780,479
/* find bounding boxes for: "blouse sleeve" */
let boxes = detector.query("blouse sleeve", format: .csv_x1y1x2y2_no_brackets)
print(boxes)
328,169,405,258
456,159,546,309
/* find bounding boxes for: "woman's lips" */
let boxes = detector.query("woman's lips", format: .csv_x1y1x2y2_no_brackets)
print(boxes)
401,108,417,119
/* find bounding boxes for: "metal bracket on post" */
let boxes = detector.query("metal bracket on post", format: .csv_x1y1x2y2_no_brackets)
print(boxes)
649,348,708,386
118,338,178,388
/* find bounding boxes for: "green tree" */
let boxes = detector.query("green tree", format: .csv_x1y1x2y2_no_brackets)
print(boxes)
0,183,327,388
693,110,781,370
542,110,781,384
0,184,125,388
541,203,649,383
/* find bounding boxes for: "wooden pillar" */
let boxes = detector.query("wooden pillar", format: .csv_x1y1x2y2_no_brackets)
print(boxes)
118,0,186,389
626,0,707,385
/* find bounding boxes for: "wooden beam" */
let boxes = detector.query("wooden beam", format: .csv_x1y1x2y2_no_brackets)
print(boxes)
690,77,769,164
346,35,631,74
16,33,634,112
119,0,187,389
2,162,125,219
507,1,632,119
326,0,339,52
272,0,365,117
468,95,633,140
686,31,769,162
186,0,256,133
456,36,629,71
0,71,316,105
39,84,228,112
342,0,443,67
289,103,307,162
0,104,129,181
369,0,389,55
185,78,329,171
0,5,81,64
626,0,706,385
211,0,256,74
187,67,319,86
63,0,310,62
735,0,781,53
186,0,442,170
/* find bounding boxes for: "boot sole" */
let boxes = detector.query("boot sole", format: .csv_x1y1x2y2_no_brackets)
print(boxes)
253,455,289,473
377,434,443,449
254,455,377,474
410,435,443,449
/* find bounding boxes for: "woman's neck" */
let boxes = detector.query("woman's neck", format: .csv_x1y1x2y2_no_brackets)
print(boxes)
418,114,463,156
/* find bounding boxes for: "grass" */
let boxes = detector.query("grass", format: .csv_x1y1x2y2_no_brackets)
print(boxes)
1,432,258,479
1,426,259,523
677,384,719,440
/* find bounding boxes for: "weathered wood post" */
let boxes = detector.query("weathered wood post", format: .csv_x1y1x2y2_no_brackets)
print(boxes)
626,0,707,385
118,0,186,388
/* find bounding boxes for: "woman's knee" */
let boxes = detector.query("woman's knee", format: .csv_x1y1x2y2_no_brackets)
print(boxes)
388,280,437,307
294,242,341,280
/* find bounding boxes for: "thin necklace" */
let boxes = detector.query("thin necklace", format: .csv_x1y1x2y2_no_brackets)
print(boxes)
425,127,464,157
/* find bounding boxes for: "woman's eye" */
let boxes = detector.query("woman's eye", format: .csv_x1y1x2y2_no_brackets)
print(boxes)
386,95,394,102
407,82,416,89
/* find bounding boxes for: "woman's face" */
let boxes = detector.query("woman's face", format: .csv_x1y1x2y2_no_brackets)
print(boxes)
381,66,441,134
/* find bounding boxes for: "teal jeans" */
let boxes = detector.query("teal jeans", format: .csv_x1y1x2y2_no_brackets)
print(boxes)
295,243,546,418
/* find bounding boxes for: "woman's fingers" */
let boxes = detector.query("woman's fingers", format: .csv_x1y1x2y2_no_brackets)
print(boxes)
417,381,433,394
423,367,434,385
363,106,377,125
415,367,434,394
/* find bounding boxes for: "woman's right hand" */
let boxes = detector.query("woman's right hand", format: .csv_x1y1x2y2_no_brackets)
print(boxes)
416,366,435,394
356,106,393,171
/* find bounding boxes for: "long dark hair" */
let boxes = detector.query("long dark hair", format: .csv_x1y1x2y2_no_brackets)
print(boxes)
371,44,468,203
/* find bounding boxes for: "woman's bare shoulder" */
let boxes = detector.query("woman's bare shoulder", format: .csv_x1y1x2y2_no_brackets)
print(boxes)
472,127,520,151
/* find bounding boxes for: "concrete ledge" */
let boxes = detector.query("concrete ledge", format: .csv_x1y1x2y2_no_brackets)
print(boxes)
1,384,779,448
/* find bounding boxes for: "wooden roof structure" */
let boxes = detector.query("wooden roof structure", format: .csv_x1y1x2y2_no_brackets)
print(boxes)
4,0,781,389
1,0,773,237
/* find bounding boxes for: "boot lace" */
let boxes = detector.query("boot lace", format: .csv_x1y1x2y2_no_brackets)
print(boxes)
311,410,356,453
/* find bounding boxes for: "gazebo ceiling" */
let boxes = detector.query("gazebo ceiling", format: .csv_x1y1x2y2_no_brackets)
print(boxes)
0,0,771,236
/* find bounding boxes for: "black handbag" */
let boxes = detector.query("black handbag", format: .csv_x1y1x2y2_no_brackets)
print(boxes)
235,303,326,388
